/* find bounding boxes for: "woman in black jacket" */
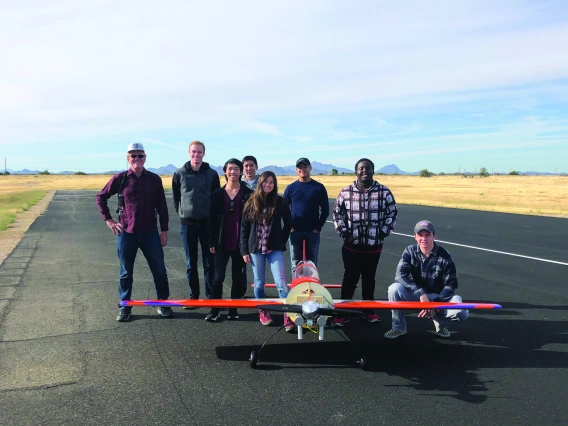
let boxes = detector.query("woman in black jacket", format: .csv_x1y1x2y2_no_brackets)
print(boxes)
241,171,294,330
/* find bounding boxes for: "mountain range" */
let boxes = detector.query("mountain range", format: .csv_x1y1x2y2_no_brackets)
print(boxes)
3,163,565,176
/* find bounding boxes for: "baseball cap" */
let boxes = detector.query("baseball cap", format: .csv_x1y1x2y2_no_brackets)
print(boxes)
296,157,311,167
414,220,435,234
127,143,145,152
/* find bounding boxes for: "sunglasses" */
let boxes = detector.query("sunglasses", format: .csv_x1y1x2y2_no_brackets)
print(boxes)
130,154,145,158
229,200,236,213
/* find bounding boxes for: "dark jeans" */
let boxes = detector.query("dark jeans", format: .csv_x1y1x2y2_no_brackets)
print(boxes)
289,230,321,272
181,223,214,298
340,246,382,302
210,249,248,300
116,230,169,308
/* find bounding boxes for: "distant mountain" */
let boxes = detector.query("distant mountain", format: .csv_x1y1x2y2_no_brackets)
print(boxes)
377,164,413,175
9,168,41,175
310,161,352,175
146,164,178,175
3,164,566,176
259,165,295,175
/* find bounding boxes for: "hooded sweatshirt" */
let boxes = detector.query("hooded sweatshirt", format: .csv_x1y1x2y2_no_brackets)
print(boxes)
172,161,220,222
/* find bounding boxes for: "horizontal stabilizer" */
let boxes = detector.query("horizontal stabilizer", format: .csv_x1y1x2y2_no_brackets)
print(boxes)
251,283,347,289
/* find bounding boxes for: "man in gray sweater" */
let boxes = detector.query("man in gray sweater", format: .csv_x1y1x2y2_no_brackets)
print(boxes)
172,140,220,300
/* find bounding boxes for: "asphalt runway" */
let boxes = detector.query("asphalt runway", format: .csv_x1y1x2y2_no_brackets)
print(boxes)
1,191,566,425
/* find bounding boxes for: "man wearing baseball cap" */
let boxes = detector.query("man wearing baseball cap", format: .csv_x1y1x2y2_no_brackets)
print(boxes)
283,157,329,272
384,220,469,339
96,143,173,321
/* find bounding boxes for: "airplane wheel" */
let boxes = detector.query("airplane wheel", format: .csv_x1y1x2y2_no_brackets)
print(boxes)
358,357,368,371
249,351,258,369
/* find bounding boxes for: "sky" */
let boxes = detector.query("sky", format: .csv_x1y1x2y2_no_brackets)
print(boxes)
1,0,568,174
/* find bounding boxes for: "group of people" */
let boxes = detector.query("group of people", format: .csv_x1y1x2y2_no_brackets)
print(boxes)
96,141,469,339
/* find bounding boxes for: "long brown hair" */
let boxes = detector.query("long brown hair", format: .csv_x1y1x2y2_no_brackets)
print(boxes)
243,171,279,223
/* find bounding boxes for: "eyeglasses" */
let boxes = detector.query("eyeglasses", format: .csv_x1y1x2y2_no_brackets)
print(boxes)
130,154,145,158
229,200,236,213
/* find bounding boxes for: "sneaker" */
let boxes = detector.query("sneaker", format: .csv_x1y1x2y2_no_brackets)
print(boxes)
259,309,273,326
384,328,407,339
157,306,174,318
330,317,349,327
363,312,381,323
283,313,296,333
116,309,132,322
227,308,239,320
183,295,199,310
434,321,450,338
205,309,221,322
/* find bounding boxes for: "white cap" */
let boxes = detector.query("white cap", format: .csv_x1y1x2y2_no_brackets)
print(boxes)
127,143,145,152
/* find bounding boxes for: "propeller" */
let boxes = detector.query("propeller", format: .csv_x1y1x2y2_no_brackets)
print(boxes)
257,304,302,313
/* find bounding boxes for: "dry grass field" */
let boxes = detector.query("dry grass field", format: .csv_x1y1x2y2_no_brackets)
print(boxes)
0,174,567,217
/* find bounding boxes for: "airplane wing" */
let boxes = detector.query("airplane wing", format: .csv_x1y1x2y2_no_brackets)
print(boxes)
332,300,502,310
120,298,286,308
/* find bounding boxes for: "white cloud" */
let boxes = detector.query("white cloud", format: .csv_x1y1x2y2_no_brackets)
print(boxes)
1,0,567,172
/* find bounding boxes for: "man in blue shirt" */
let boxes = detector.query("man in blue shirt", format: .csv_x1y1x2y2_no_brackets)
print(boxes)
283,157,329,272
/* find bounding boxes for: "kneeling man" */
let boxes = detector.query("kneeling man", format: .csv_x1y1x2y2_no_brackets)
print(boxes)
384,220,468,339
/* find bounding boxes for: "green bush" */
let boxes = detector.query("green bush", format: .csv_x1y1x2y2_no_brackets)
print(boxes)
419,169,434,177
38,169,50,175
75,171,87,175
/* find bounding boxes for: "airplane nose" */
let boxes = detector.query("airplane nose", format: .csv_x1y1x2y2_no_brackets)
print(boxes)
301,300,319,318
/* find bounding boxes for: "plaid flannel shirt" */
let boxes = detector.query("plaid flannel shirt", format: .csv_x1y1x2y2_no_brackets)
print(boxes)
395,243,458,301
257,211,273,254
333,180,397,246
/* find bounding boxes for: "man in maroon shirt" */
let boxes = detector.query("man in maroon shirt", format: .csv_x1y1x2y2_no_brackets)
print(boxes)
96,143,173,322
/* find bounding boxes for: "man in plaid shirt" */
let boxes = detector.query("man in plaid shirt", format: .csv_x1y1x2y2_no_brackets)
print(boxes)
384,220,469,339
332,158,398,327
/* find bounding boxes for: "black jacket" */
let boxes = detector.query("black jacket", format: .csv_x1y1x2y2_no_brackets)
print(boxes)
208,184,254,250
240,196,292,255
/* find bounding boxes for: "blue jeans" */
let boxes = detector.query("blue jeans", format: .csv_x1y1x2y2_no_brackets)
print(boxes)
250,251,289,299
116,230,169,307
289,230,321,272
387,282,469,330
181,223,214,299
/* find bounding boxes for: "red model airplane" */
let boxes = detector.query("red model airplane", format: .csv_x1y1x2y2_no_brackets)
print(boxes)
121,260,501,369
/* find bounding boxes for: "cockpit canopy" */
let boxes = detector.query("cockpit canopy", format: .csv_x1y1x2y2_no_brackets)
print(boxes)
292,260,320,282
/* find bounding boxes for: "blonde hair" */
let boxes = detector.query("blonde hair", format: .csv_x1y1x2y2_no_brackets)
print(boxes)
189,140,205,153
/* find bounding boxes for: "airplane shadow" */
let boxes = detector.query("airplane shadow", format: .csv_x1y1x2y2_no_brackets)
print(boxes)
215,314,568,404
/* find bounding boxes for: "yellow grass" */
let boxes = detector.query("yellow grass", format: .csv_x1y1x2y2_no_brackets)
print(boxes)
0,174,567,217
